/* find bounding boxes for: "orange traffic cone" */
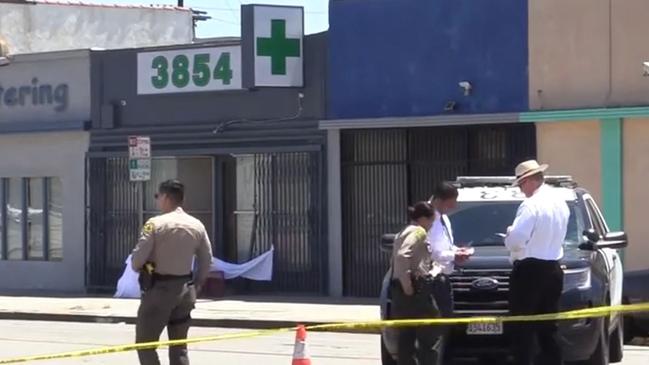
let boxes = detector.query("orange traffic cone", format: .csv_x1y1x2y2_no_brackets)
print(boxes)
291,324,311,365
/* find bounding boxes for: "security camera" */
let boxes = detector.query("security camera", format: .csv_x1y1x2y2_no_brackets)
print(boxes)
458,81,472,96
644,62,649,77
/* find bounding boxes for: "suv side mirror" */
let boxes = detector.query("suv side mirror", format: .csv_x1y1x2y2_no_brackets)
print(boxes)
381,233,396,253
579,229,628,250
600,231,628,249
579,229,600,250
584,228,600,243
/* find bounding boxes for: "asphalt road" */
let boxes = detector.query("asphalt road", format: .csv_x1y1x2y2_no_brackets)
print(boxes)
0,320,646,364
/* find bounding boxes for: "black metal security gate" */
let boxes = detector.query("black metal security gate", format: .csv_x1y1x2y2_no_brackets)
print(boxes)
341,124,536,297
86,152,325,294
86,157,140,291
245,152,325,293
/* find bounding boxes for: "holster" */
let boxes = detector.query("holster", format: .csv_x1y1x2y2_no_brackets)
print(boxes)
138,262,156,292
412,275,435,295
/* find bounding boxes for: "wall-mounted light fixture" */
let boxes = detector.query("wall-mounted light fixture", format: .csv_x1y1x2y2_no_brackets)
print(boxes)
458,81,472,96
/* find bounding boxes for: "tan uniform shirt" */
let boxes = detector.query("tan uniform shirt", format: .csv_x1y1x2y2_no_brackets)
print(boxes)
392,225,434,294
132,207,213,286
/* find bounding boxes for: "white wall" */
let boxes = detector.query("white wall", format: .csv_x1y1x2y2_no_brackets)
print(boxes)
0,2,194,55
0,131,89,292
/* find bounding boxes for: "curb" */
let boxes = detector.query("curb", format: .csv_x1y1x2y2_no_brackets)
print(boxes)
0,312,381,334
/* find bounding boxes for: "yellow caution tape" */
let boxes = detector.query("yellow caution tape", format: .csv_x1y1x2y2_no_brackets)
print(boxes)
310,302,649,331
0,302,648,364
0,328,295,364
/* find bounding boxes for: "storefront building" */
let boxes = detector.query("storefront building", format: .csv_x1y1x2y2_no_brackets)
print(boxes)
87,6,329,294
0,50,90,291
324,0,649,297
324,0,535,297
522,0,649,273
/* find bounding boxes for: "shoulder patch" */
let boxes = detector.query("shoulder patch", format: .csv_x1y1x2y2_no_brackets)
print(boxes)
142,221,155,235
413,227,427,241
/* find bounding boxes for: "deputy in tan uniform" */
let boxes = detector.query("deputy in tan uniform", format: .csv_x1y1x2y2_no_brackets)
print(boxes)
131,179,213,365
391,201,442,365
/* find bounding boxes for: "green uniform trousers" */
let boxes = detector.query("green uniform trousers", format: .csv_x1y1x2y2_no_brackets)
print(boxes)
136,279,196,365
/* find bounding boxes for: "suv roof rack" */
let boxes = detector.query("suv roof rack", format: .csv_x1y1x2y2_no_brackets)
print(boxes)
453,176,577,188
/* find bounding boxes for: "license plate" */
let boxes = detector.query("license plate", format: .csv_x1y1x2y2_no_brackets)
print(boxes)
466,322,503,335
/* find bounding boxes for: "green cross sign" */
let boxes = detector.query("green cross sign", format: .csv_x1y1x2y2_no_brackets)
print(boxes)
256,19,301,75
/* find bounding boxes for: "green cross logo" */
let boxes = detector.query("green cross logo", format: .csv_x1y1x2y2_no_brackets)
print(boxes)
256,19,301,75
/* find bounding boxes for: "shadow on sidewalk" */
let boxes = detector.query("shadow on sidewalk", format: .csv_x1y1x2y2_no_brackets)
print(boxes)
0,290,378,306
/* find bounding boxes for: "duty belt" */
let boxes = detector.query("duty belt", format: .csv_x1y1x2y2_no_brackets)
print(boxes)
152,273,193,281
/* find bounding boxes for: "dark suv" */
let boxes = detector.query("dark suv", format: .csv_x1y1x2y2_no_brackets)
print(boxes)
380,176,628,365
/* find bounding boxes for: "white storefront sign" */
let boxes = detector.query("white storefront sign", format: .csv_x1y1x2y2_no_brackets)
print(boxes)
242,5,304,88
137,46,242,95
0,50,90,124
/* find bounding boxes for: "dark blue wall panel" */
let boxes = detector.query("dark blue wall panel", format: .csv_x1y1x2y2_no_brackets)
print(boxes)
328,0,528,119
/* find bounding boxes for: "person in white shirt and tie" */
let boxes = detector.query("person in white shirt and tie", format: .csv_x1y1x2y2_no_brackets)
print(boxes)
504,160,570,365
427,182,473,317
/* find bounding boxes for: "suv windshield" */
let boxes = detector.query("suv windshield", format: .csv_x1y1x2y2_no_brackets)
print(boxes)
449,201,581,248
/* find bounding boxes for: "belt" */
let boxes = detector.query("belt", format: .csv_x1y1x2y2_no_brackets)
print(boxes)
152,273,193,281
390,276,432,284
513,258,560,267
412,274,433,282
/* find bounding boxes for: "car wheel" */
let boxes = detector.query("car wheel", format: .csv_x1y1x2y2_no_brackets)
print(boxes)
381,334,397,365
582,317,610,365
609,319,623,363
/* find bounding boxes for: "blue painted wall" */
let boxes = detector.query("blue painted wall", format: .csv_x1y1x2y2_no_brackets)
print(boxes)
327,0,528,119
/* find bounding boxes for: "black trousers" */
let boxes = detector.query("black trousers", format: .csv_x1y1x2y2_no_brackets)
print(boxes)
392,279,443,365
432,274,453,362
432,274,454,318
509,258,564,365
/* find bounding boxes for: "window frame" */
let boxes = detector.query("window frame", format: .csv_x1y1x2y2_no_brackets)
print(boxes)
0,177,60,261
584,195,609,238
0,179,6,260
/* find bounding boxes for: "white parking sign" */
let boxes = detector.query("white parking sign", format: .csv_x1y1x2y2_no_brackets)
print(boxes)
128,136,151,181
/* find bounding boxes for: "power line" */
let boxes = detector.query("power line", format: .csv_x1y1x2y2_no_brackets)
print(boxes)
210,17,240,25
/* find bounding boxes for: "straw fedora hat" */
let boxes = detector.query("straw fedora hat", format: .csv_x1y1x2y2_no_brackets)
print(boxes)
512,160,548,186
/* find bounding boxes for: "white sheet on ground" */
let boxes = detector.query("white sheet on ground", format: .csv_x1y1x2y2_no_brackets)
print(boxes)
114,247,274,298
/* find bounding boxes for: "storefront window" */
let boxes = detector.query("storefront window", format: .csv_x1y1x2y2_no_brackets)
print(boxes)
7,178,23,260
0,180,4,260
235,155,257,263
48,178,63,260
0,177,63,261
143,157,213,241
27,178,44,260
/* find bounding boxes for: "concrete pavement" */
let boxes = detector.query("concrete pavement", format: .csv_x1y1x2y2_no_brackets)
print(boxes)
0,295,380,332
0,320,647,365
0,320,381,364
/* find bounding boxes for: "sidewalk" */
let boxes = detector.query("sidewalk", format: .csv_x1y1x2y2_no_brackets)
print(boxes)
0,295,381,333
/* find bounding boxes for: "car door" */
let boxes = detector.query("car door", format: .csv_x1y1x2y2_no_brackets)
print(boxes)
583,195,623,310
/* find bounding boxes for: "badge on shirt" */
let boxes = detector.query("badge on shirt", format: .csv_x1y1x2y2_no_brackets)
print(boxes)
142,222,154,235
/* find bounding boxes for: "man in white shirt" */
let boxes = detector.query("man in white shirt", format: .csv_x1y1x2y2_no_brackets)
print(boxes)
427,182,473,317
504,160,570,365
